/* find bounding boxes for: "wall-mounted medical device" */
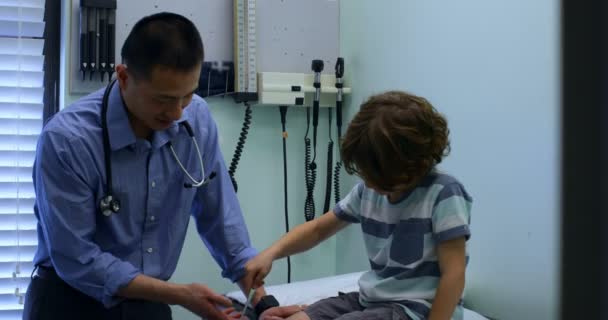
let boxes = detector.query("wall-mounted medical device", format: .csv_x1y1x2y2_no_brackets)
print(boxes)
79,0,116,83
257,72,351,107
233,0,258,103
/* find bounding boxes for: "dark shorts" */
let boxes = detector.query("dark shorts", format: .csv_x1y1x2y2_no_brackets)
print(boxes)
304,292,411,320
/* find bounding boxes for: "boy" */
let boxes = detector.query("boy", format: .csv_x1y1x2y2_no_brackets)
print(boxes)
245,91,472,320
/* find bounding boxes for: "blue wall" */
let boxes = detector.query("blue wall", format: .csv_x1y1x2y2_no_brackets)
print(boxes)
337,1,560,319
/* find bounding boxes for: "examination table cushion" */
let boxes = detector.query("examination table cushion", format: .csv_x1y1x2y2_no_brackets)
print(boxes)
225,272,488,320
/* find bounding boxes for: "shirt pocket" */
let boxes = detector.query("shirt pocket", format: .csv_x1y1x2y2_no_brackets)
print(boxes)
389,220,430,266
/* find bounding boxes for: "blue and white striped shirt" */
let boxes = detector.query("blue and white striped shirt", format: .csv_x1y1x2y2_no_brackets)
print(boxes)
335,172,472,320
32,83,256,307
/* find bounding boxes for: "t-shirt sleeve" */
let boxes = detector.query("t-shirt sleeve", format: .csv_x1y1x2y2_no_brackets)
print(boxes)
333,182,365,223
432,182,473,242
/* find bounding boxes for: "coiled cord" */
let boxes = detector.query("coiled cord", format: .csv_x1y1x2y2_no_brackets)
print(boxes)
333,161,342,204
304,108,316,221
323,108,334,213
228,102,252,193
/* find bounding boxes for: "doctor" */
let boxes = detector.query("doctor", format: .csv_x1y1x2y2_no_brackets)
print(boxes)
24,12,298,320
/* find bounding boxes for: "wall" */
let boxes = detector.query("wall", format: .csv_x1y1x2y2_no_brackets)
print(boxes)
337,1,560,319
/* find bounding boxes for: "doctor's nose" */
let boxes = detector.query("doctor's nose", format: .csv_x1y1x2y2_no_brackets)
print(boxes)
165,102,184,121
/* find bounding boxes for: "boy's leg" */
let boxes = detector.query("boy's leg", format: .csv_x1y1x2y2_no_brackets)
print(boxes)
299,292,363,320
335,303,411,320
285,311,311,320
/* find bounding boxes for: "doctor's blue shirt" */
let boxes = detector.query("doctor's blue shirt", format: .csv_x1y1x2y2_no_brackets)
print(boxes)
32,83,257,307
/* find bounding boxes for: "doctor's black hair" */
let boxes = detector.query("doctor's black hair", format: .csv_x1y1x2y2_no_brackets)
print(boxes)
121,12,204,79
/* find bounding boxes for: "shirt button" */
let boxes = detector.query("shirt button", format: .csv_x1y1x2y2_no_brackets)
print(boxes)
150,216,156,221
147,248,153,253
151,181,156,188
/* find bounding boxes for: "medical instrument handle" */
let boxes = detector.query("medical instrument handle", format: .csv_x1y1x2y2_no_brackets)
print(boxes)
87,8,97,80
311,60,324,128
99,10,107,82
335,57,344,78
79,7,89,80
335,57,344,132
107,14,115,80
241,288,256,317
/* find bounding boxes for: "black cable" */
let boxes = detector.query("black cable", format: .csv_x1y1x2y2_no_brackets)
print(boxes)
305,60,323,221
279,106,291,284
228,102,252,193
333,58,345,204
304,108,316,221
323,107,334,214
333,161,342,204
333,99,342,204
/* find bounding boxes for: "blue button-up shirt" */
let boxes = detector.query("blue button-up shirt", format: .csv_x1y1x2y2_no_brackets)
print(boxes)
32,83,256,307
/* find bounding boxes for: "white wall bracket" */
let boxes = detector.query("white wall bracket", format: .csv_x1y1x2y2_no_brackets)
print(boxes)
258,72,351,107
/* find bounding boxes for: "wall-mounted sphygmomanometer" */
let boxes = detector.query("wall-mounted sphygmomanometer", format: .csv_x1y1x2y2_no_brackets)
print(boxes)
79,0,116,83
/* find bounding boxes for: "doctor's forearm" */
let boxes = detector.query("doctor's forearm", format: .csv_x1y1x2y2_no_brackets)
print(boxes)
117,274,188,306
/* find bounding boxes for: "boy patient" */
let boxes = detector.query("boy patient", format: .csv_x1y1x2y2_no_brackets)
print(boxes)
245,91,472,320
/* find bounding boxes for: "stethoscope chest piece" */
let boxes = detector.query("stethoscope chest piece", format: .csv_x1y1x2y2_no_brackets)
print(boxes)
99,194,120,217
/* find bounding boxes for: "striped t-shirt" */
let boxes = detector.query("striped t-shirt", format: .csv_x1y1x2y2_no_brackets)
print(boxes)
334,172,472,320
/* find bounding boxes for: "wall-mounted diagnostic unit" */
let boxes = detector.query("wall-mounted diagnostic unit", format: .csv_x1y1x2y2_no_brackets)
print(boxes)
79,0,116,83
233,0,258,103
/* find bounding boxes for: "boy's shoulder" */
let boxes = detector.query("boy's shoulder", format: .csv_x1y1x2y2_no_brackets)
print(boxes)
420,171,464,189
421,171,473,203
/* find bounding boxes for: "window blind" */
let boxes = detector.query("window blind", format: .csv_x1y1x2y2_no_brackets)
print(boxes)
0,0,45,318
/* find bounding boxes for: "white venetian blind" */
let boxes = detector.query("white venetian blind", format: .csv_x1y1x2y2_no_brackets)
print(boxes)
0,0,45,319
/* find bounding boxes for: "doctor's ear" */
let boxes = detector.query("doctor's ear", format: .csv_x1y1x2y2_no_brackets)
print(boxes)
115,64,130,89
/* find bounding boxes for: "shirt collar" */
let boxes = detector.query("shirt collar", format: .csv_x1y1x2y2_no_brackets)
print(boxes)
151,109,190,150
106,82,136,151
106,81,191,151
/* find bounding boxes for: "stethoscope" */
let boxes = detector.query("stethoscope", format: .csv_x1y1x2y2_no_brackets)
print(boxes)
99,79,215,217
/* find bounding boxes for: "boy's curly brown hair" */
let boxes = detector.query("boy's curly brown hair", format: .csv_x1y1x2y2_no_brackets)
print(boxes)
341,91,450,193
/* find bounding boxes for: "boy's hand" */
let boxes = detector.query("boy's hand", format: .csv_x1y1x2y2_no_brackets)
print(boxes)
243,250,275,292
221,307,246,320
260,305,306,320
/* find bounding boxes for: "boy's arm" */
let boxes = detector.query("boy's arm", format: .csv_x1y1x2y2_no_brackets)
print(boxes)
428,237,467,320
244,211,350,290
265,211,350,260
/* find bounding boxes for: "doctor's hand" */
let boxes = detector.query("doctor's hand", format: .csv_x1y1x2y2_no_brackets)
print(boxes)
243,250,275,292
259,305,307,320
180,283,236,320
